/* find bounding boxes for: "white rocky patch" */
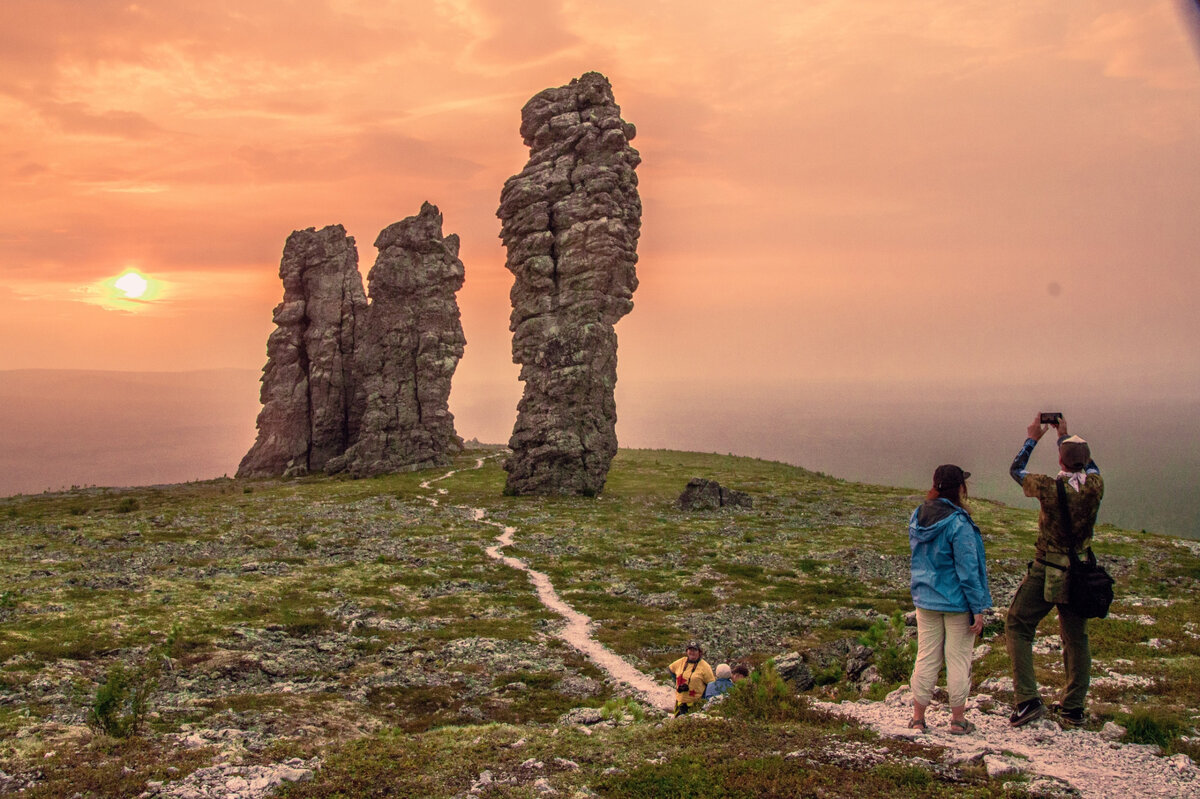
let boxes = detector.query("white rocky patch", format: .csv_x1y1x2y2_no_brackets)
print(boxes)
816,687,1199,799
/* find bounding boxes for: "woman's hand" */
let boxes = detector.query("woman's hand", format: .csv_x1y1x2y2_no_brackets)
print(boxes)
969,615,985,636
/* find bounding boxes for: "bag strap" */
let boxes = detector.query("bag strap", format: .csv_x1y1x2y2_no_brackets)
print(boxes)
1055,477,1082,559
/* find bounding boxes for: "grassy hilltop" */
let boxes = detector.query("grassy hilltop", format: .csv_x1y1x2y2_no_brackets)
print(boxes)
1,448,1198,797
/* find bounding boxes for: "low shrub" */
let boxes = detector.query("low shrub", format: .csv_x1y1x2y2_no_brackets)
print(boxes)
600,696,645,724
859,611,915,684
718,660,833,724
87,661,157,738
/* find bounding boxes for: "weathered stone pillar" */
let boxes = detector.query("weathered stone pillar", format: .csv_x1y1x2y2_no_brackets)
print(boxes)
327,203,466,475
498,72,641,495
238,225,366,478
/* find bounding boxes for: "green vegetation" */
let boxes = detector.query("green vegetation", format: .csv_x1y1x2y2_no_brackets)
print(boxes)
0,446,1197,796
86,661,157,738
859,611,917,684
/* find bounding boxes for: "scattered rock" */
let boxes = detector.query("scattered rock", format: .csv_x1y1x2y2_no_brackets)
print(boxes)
676,478,753,511
142,757,318,798
772,652,815,691
983,754,1024,778
559,707,604,726
499,71,642,496
1101,721,1126,741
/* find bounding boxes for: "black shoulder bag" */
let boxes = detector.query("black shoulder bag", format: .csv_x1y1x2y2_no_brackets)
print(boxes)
1056,477,1115,619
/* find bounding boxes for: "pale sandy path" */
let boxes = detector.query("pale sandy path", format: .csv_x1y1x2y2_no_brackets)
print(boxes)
421,456,676,713
819,688,1200,799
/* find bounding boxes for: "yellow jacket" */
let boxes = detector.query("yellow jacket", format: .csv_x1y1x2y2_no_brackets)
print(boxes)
669,657,715,707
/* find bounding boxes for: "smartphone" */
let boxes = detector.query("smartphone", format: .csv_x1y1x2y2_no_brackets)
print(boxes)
1039,412,1063,425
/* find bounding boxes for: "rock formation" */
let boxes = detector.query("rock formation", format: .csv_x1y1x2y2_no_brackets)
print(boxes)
239,207,465,479
497,71,641,495
237,225,366,478
677,478,754,511
326,203,466,476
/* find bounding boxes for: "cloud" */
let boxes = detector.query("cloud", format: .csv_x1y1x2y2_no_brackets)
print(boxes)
35,101,161,138
460,0,584,70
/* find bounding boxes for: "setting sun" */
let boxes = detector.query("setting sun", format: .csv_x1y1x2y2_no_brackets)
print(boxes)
114,271,149,299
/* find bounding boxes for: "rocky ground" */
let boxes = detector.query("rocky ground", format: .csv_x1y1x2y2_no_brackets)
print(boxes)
2,448,1199,797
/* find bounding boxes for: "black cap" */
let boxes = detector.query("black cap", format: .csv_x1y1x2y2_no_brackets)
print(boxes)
686,640,701,651
933,464,970,491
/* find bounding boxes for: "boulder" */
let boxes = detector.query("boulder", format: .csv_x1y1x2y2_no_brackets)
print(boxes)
677,478,753,510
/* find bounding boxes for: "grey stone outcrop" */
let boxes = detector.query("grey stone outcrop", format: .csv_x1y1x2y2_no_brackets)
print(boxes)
326,203,466,476
239,207,465,479
498,71,642,495
237,226,366,478
677,478,754,511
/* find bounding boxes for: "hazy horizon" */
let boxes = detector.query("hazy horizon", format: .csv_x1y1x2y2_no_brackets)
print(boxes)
3,368,1195,541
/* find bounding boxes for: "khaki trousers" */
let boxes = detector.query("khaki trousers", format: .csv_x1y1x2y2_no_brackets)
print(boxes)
910,607,975,707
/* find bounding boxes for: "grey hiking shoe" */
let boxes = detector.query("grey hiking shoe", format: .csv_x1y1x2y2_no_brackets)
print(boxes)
1009,698,1045,727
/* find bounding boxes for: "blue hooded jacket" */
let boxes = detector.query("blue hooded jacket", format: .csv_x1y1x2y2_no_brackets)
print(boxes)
909,498,992,614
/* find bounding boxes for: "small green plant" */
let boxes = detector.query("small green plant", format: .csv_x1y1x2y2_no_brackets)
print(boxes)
87,661,157,737
162,621,188,659
813,664,843,686
1122,711,1186,749
600,696,645,724
0,591,15,609
718,660,830,723
858,611,916,684
115,497,140,514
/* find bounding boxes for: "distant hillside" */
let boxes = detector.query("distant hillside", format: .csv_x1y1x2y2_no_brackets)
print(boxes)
0,369,261,495
3,370,1196,539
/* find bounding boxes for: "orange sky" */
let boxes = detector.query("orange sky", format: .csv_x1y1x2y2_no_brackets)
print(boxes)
3,1,1199,407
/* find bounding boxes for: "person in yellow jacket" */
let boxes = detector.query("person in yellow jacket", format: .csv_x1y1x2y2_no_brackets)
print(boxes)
668,641,715,716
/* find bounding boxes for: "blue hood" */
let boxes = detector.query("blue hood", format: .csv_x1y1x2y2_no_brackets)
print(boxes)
909,499,992,614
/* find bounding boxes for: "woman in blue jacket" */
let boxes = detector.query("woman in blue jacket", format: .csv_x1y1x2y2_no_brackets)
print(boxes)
908,464,992,735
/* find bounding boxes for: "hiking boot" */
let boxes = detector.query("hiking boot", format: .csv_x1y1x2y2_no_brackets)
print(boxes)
1009,698,1045,727
1056,705,1085,728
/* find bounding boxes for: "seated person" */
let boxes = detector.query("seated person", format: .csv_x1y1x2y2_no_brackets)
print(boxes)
704,663,735,698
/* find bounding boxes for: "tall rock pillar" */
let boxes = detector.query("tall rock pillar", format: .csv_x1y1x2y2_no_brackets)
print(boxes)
237,225,366,478
327,202,466,475
497,71,641,495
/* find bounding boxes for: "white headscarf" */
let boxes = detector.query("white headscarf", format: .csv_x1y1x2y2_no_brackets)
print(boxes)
1057,470,1087,493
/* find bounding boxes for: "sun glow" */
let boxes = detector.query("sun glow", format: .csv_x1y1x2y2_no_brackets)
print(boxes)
114,271,149,299
90,268,163,310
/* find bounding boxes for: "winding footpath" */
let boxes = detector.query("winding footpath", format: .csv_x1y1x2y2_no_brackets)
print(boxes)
420,456,676,712
422,457,1200,796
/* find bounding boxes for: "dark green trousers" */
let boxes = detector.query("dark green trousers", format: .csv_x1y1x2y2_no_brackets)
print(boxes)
1005,561,1091,710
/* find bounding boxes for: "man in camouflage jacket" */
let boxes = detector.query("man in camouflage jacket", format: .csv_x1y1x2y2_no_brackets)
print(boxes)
1005,415,1103,728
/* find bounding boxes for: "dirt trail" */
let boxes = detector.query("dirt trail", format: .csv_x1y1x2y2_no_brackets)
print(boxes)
420,457,676,713
819,688,1200,799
